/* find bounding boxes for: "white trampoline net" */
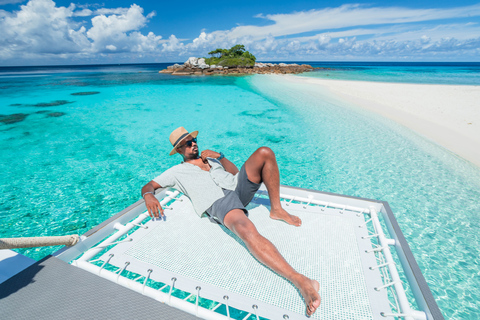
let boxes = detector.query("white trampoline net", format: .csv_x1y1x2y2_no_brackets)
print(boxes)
116,197,384,319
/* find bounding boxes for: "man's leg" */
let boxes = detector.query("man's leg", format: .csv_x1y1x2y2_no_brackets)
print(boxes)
243,147,301,226
224,209,321,316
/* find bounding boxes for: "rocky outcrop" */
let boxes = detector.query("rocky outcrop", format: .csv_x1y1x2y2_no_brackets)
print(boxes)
159,58,316,76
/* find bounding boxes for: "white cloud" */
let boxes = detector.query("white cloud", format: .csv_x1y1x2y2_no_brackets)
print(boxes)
373,23,480,43
0,0,87,57
251,34,278,54
225,4,480,41
162,35,184,53
174,4,480,61
72,8,92,17
93,8,129,15
0,0,162,62
87,4,161,53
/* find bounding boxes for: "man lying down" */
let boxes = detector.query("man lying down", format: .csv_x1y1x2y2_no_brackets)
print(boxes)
141,126,321,316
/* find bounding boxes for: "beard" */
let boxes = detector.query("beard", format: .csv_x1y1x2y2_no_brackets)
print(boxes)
186,147,199,159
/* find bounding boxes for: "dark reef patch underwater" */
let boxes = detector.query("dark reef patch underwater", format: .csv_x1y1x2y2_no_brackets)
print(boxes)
32,100,74,107
10,100,75,108
0,111,66,125
0,113,28,124
71,91,100,96
47,112,66,117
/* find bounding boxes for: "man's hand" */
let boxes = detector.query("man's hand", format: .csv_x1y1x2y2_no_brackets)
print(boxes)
200,150,220,162
144,193,164,218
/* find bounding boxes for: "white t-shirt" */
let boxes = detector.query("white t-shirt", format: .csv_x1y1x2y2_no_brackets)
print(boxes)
154,158,238,217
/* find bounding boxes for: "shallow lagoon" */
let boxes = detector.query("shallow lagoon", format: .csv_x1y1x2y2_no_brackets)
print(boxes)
1,64,479,319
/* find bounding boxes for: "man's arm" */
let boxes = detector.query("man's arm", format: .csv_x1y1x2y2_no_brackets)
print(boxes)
201,150,239,175
141,180,164,218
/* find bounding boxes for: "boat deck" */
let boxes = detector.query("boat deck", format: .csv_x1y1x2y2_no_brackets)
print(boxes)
0,254,199,319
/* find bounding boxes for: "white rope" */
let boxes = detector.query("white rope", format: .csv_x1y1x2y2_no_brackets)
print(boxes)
375,281,399,291
195,286,201,317
285,196,295,206
168,277,177,305
116,262,130,282
252,305,259,320
224,295,230,319
241,313,252,320
212,303,222,312
366,245,387,253
359,217,373,228
159,283,169,291
381,312,408,317
369,262,395,270
99,254,114,275
303,196,313,208
321,202,330,211
143,269,153,294
130,223,148,229
0,234,79,249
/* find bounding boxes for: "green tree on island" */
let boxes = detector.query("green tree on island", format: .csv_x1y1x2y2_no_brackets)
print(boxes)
205,44,256,67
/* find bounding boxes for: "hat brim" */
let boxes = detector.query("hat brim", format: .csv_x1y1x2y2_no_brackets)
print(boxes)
169,130,198,156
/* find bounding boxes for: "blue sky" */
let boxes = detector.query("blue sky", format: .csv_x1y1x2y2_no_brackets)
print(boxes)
1,0,480,65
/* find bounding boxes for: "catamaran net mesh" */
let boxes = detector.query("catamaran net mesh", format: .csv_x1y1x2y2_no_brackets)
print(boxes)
99,195,393,319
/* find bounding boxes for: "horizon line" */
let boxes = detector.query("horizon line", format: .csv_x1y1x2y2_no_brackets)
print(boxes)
2,60,480,69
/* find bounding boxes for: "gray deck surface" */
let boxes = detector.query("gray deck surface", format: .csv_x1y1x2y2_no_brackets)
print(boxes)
0,255,200,320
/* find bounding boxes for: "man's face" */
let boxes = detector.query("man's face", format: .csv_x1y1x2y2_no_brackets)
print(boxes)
177,135,199,158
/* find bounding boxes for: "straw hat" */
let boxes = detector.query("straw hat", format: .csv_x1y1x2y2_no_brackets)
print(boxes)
169,126,199,156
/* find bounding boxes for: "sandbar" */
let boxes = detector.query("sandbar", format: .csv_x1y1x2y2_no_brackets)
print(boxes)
281,75,480,168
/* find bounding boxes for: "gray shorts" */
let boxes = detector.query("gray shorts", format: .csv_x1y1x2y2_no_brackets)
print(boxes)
205,164,261,225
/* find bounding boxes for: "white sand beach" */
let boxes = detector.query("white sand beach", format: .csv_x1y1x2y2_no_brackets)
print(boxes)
283,75,480,167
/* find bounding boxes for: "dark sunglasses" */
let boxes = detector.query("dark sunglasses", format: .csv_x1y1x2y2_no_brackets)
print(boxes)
178,137,197,148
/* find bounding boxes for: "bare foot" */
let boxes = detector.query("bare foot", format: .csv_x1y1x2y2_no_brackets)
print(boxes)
270,207,302,226
295,276,321,317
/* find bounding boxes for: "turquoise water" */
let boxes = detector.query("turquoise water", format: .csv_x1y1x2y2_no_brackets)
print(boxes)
301,62,480,85
1,63,480,319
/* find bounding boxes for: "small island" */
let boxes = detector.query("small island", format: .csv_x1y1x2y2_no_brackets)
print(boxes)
159,44,315,76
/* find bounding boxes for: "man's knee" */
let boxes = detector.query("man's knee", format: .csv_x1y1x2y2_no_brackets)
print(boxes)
256,146,275,160
225,212,259,241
